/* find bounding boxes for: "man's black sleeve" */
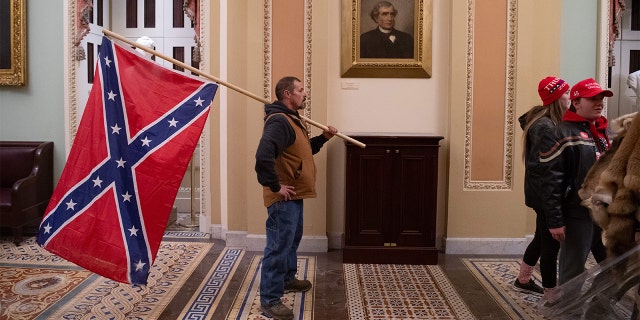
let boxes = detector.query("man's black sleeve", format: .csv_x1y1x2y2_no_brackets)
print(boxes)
255,115,295,192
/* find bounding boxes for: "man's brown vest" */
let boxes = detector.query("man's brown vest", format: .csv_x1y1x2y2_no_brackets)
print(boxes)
262,114,317,207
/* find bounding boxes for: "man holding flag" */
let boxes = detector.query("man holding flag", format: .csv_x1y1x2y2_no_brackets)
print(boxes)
255,76,337,319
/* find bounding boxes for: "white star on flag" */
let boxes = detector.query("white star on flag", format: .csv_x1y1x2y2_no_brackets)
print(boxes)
128,225,139,236
141,137,152,147
66,199,76,210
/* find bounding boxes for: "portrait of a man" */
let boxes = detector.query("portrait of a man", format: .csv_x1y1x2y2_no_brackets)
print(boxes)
360,1,414,59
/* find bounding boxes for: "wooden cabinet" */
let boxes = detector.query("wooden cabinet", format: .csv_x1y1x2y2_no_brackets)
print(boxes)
343,135,443,264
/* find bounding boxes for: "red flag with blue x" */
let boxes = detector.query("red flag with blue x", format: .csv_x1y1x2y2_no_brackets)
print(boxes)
37,36,217,285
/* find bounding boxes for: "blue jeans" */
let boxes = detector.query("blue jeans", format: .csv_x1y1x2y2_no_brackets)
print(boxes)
260,200,303,306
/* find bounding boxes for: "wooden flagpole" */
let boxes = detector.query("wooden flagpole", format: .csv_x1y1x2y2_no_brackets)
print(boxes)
102,29,366,148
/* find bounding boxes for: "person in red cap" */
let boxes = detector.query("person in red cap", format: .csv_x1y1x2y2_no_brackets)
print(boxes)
514,76,570,298
537,78,612,303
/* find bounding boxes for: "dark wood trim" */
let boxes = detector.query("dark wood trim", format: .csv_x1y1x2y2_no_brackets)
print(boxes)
173,0,184,28
173,47,185,71
126,0,137,28
144,0,155,28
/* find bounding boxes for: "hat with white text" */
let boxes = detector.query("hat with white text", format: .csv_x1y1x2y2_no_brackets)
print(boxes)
570,78,613,100
538,76,569,106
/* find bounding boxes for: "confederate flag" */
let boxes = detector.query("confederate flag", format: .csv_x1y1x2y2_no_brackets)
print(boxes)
37,36,217,285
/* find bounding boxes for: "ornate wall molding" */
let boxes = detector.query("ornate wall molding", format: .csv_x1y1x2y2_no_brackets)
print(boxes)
197,0,209,221
463,0,517,190
263,0,313,130
65,1,80,146
599,0,612,115
263,1,273,101
303,0,313,123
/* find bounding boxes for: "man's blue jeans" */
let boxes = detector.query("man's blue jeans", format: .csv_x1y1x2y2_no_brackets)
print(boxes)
260,200,303,306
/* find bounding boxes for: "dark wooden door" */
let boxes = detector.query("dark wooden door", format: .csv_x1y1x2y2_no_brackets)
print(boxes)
344,144,391,247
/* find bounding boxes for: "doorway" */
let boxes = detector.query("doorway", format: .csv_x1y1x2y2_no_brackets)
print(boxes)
610,0,640,119
69,0,202,230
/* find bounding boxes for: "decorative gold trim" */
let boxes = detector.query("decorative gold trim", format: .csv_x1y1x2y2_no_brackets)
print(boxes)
197,0,208,219
263,0,313,133
599,0,611,115
463,0,517,190
303,0,313,124
66,1,80,143
0,0,27,86
263,0,273,101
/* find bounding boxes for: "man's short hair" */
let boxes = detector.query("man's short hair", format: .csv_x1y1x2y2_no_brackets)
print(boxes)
275,76,301,101
370,1,397,23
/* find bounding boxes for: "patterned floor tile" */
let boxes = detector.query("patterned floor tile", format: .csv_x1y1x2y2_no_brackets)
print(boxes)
344,263,475,319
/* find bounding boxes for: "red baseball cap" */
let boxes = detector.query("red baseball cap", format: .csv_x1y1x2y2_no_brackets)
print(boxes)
570,78,613,100
538,76,569,105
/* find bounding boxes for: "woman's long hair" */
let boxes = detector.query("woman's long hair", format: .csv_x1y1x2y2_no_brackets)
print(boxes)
521,100,566,161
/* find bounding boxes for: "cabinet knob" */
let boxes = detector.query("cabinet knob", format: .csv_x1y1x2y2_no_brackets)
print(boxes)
395,149,400,154
386,149,390,154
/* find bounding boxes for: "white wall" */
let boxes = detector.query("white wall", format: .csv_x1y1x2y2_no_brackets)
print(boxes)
323,0,451,243
326,4,449,135
0,0,65,181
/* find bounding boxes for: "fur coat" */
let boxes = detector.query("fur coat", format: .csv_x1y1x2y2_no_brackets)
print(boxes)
579,111,639,258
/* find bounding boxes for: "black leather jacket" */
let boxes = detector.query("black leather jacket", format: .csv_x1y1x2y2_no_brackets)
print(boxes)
537,113,608,229
518,114,559,212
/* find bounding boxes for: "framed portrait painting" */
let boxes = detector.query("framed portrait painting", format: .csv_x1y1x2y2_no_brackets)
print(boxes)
0,0,27,86
341,0,432,78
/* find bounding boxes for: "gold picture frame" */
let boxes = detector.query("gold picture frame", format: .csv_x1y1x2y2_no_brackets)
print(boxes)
0,0,27,86
341,0,432,78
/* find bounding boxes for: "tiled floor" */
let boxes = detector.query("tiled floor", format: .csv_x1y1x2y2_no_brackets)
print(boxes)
162,214,514,319
157,237,513,319
439,254,517,319
166,215,513,319
5,220,514,319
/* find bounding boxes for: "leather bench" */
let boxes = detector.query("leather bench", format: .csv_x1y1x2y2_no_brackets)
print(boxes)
0,141,53,244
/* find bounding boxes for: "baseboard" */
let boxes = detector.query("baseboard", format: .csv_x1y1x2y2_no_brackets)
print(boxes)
210,226,329,252
209,226,533,255
209,224,225,240
444,235,534,255
327,231,344,250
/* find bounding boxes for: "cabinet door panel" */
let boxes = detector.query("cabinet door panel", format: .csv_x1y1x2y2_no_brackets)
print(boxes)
394,147,437,246
345,148,391,246
344,136,442,264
